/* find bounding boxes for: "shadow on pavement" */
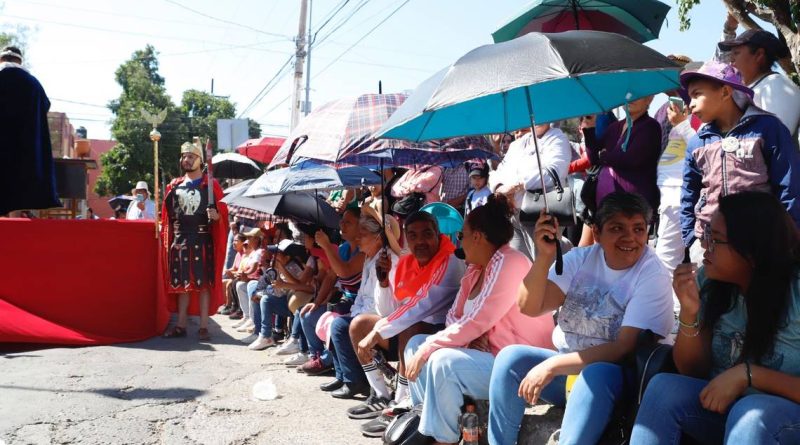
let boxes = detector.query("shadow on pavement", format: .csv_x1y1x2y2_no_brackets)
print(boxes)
0,384,206,401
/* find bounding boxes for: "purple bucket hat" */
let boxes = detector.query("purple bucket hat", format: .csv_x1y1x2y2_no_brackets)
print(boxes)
679,61,754,98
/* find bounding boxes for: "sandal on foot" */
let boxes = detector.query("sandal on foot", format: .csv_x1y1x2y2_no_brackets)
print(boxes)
163,326,187,338
198,328,211,341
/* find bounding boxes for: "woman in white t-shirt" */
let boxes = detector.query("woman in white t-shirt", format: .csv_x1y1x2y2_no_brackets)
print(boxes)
488,192,674,444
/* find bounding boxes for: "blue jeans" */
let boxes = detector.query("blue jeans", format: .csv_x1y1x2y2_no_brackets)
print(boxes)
291,309,308,353
330,316,365,384
489,346,624,445
300,304,331,365
405,334,496,443
631,373,800,444
257,292,293,338
222,230,235,279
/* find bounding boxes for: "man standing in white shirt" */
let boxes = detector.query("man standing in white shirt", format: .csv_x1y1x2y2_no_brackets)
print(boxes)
126,180,156,220
488,124,572,259
718,27,800,141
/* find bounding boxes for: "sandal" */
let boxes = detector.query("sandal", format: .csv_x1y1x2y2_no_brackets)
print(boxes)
198,328,211,341
163,326,187,338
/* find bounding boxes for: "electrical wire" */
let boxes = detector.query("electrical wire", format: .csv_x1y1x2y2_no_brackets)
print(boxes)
163,0,293,40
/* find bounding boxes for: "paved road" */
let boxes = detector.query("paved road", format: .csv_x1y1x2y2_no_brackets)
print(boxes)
1,315,384,445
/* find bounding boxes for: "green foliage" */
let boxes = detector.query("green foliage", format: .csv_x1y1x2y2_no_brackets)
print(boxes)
677,0,702,31
248,119,262,138
95,46,246,196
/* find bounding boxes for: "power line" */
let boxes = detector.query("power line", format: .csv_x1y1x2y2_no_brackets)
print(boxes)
237,54,296,118
163,0,293,40
50,98,109,108
2,14,284,47
314,0,412,79
16,0,287,35
311,0,371,49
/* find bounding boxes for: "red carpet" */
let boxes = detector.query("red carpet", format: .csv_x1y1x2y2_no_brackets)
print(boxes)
0,218,171,345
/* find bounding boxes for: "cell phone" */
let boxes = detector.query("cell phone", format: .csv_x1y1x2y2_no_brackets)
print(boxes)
668,96,685,113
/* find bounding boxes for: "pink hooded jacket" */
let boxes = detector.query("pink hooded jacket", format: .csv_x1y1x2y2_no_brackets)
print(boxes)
415,245,555,361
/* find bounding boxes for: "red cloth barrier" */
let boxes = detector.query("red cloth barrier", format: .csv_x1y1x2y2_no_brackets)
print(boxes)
0,218,171,345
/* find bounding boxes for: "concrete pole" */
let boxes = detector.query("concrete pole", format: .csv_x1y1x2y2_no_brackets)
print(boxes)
290,0,308,130
303,0,312,116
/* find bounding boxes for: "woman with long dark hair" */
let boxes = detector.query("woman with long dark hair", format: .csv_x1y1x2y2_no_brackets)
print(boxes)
631,191,800,444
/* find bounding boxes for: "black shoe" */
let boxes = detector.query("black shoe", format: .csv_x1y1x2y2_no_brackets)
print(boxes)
319,379,344,392
347,394,391,419
331,382,370,399
360,413,393,437
399,430,435,445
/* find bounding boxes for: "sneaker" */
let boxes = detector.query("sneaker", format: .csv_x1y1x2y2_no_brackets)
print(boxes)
240,333,259,344
248,336,277,350
274,337,301,356
219,306,234,315
300,354,333,376
360,413,393,437
236,320,255,332
216,304,229,314
283,352,309,367
347,394,391,419
231,317,248,328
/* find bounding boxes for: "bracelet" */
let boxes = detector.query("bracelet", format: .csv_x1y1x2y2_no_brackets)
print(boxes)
677,315,700,329
744,361,752,387
678,326,701,337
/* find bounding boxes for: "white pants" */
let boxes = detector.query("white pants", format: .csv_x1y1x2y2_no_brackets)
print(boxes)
236,281,251,319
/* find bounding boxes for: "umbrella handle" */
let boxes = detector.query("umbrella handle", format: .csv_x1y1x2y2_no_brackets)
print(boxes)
555,237,563,275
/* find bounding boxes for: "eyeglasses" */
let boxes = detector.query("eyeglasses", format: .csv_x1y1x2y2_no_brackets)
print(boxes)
703,224,729,253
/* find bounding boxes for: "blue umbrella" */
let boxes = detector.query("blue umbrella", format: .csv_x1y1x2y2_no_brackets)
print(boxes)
243,159,381,197
341,146,499,169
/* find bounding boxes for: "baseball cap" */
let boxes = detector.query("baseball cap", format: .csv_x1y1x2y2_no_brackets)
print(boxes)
267,239,308,261
243,227,263,238
465,160,488,178
718,29,790,59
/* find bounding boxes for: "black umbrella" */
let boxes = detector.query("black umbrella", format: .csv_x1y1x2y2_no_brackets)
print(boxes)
108,195,133,212
220,191,340,229
211,152,262,179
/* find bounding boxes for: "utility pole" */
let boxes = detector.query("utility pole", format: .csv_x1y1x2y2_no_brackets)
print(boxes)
290,0,308,130
303,0,313,116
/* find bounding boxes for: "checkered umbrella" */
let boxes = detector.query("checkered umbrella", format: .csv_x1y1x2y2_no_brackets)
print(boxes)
268,93,497,169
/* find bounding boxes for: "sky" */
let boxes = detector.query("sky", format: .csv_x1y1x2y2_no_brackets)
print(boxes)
1,0,745,141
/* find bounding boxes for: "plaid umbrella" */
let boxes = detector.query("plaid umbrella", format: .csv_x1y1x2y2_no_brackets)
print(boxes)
268,93,497,168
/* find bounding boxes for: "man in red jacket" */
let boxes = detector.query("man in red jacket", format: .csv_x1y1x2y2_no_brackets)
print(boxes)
161,138,228,341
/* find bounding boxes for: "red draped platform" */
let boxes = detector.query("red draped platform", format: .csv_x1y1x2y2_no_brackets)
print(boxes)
0,218,172,345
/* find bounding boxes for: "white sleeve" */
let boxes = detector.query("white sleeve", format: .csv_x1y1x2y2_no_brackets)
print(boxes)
620,264,675,339
522,130,572,191
373,253,400,317
547,246,588,295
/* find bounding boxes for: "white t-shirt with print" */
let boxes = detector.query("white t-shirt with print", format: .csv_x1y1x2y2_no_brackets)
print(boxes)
548,244,674,353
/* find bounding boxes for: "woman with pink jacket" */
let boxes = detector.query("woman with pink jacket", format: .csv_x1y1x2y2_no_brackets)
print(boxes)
402,195,555,445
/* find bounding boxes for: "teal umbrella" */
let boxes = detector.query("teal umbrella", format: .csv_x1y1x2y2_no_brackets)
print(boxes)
492,0,671,44
377,31,680,273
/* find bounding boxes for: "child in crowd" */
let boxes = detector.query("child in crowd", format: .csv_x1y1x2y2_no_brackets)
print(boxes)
680,61,800,261
464,160,491,216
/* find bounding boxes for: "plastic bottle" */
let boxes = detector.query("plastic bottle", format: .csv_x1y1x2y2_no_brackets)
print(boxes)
461,404,480,445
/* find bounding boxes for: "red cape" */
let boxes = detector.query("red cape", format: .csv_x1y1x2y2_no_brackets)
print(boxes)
159,175,229,316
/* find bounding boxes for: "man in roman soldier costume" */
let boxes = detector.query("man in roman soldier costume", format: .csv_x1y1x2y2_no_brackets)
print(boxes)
161,137,228,341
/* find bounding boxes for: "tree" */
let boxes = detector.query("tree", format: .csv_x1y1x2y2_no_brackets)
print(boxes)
179,89,235,151
95,45,185,197
248,119,262,138
95,47,247,196
678,0,799,83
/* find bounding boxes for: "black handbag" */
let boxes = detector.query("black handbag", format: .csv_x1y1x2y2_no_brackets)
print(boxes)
391,192,426,217
383,406,422,445
519,167,576,226
580,165,601,222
